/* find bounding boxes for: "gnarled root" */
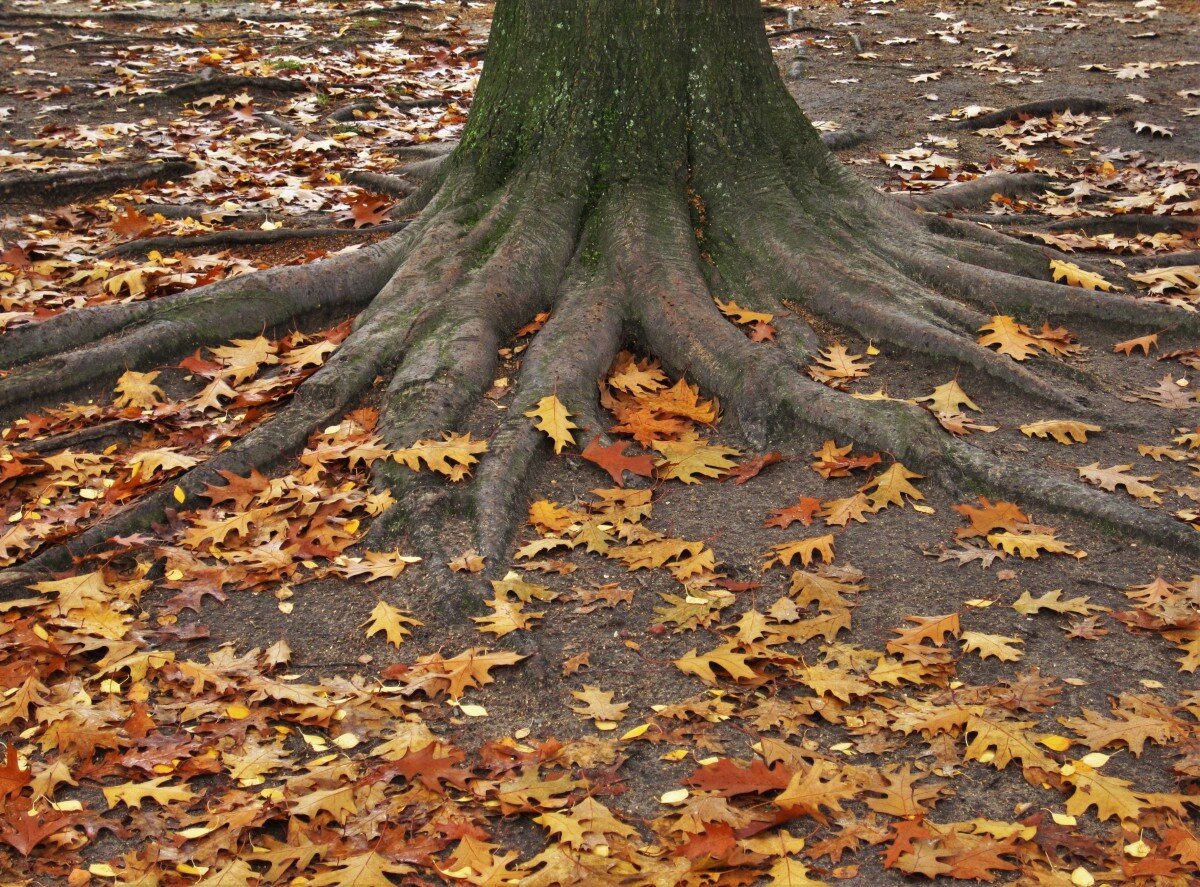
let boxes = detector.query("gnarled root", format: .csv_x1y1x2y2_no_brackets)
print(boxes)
629,194,1199,554
472,245,625,563
894,172,1058,214
0,158,195,204
358,172,590,611
6,146,1200,596
0,234,409,413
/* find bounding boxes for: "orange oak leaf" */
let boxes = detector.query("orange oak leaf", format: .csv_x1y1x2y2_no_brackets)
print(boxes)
580,437,655,486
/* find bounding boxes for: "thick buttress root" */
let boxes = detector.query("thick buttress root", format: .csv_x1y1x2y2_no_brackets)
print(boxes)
5,145,1200,595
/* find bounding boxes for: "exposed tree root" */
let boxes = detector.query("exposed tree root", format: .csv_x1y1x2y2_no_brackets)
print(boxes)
895,173,1058,213
344,171,419,199
819,130,869,151
959,97,1111,129
101,220,409,259
0,176,484,587
5,79,1200,600
328,96,447,123
0,159,195,204
0,308,419,585
395,142,459,162
626,202,1199,554
0,233,414,410
161,75,309,99
23,419,143,456
710,185,1093,411
1048,214,1200,236
472,251,625,563
1125,249,1200,269
915,213,1058,280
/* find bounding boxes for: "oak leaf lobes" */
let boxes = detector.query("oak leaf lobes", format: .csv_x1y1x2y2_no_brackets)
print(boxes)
961,631,1025,662
977,316,1044,360
113,370,166,409
580,437,654,485
569,686,630,725
1050,259,1121,292
861,463,925,510
715,297,773,326
1077,463,1164,503
917,379,981,414
1020,419,1102,445
362,600,421,648
652,432,740,483
392,432,488,480
525,395,578,454
763,535,836,570
808,344,873,387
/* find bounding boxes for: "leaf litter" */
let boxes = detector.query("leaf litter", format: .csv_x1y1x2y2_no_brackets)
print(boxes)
2,0,1200,884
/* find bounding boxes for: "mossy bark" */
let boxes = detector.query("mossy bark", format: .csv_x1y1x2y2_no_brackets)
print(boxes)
458,0,833,193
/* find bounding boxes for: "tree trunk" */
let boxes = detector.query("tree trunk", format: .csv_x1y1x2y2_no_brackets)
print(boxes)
460,0,833,191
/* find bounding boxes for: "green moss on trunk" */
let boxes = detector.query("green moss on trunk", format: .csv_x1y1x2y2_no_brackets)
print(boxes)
457,0,831,196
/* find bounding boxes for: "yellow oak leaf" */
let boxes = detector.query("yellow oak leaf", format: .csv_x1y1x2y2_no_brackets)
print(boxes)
652,432,740,483
987,531,1077,559
392,432,488,480
715,298,774,326
1078,463,1164,503
917,380,980,414
1012,589,1107,617
525,395,578,454
113,370,165,410
569,685,630,726
763,535,836,570
808,343,873,387
1020,419,1102,445
472,596,542,637
362,600,421,648
209,335,279,385
861,463,924,511
977,316,1043,361
674,642,759,684
1051,259,1121,292
961,630,1024,662
102,776,196,809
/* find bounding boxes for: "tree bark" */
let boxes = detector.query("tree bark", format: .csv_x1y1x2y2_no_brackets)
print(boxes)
459,0,835,192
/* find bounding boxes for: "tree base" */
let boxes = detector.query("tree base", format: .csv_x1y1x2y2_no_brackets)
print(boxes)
1,136,1198,598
